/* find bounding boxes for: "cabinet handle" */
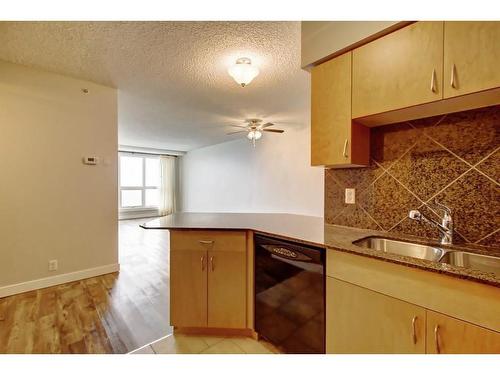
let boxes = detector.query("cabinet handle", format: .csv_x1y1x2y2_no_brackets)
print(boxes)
200,255,205,271
411,316,418,344
430,69,437,93
434,324,441,354
198,240,214,245
450,64,457,89
342,139,349,158
210,256,215,271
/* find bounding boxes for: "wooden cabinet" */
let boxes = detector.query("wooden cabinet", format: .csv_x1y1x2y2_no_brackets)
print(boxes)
170,249,208,327
207,249,246,328
326,277,426,354
311,52,370,167
170,231,247,329
311,21,500,161
426,311,500,354
352,21,444,118
443,21,500,98
327,250,500,354
327,277,500,354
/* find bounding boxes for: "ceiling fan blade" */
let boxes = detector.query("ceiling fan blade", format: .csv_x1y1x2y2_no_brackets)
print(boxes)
260,122,274,128
226,130,248,135
228,124,248,128
263,129,284,133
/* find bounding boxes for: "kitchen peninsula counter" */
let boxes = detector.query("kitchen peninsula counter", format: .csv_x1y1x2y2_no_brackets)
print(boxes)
141,212,500,287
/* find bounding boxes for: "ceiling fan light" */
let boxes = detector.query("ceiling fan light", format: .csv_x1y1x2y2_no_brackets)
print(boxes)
247,130,255,140
228,57,259,87
254,130,262,140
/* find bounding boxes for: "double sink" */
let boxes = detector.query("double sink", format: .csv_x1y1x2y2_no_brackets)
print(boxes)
354,237,500,277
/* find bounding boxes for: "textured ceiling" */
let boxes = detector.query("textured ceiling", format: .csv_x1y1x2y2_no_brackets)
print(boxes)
0,21,309,151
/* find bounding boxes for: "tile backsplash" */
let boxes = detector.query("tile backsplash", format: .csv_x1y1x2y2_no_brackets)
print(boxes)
325,105,500,248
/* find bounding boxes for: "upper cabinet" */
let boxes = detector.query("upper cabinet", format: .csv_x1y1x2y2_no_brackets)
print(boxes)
310,21,500,167
443,22,500,98
311,52,369,167
352,22,444,118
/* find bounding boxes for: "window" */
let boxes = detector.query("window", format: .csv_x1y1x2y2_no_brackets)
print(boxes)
119,153,161,209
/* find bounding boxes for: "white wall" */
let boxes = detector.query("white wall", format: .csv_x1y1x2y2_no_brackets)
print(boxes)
0,61,118,295
180,122,324,217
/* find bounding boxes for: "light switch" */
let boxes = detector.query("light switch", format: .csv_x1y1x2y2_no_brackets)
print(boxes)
345,188,355,204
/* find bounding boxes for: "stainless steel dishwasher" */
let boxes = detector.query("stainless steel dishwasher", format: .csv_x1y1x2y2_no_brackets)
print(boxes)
254,234,325,353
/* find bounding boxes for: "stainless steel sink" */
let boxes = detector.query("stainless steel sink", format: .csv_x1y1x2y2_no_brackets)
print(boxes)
439,251,500,277
353,236,500,277
353,237,445,262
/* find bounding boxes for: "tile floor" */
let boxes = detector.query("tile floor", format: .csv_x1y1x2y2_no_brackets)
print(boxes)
129,333,280,354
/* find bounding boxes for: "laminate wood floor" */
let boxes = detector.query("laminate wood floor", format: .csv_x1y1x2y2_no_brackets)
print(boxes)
0,218,171,354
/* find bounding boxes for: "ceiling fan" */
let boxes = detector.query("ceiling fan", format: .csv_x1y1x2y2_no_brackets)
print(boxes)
226,119,285,146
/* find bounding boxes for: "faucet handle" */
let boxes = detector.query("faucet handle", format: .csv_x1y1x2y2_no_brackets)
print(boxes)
409,210,422,220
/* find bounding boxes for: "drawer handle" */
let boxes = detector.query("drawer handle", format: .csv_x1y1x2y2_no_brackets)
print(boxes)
198,240,214,245
430,69,437,93
411,316,418,344
342,139,349,158
210,256,215,271
450,64,457,89
200,255,205,271
434,324,441,354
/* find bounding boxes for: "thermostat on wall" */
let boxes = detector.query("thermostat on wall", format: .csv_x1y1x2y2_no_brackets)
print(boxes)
83,156,99,165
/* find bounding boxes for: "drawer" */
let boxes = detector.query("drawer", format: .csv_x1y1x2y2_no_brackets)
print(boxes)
170,230,247,252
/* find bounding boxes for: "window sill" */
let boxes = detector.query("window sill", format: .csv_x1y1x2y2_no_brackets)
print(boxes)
119,207,159,220
120,207,159,212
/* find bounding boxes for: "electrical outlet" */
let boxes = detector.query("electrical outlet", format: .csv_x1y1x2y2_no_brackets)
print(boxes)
48,259,58,271
345,188,355,204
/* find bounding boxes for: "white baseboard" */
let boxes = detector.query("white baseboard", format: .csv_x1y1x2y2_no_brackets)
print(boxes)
0,263,120,298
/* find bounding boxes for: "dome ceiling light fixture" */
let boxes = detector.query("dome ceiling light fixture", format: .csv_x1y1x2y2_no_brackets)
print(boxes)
226,118,285,147
228,57,260,87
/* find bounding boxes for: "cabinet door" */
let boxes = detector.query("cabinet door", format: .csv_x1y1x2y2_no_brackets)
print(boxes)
352,22,443,118
311,52,353,166
426,311,500,354
207,250,247,328
170,250,207,327
326,278,426,353
443,21,500,98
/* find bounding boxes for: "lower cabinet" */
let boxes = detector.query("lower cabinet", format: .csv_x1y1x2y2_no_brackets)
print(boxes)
327,277,426,353
207,249,246,328
426,311,500,354
170,249,208,327
327,277,500,354
170,231,247,329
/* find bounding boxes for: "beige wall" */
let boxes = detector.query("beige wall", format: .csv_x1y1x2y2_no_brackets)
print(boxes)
301,21,404,68
0,61,118,292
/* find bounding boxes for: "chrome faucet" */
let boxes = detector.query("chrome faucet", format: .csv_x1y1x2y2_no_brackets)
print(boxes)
409,201,453,245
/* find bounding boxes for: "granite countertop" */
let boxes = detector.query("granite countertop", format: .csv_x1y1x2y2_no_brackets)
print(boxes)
141,212,500,287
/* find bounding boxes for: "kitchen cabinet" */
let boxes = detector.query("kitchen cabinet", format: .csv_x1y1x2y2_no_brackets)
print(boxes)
326,277,426,354
311,21,500,162
426,311,500,354
311,52,369,167
443,21,500,99
352,21,444,118
207,249,246,328
170,249,208,327
170,231,247,329
327,250,500,354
